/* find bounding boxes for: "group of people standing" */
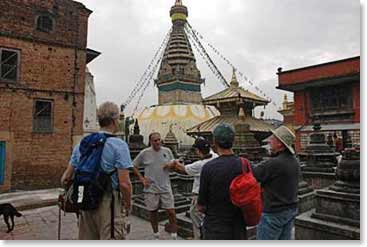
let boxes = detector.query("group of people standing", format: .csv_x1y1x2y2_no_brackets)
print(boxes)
61,101,301,240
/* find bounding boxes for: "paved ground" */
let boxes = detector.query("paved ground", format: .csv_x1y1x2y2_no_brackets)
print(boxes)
0,206,181,240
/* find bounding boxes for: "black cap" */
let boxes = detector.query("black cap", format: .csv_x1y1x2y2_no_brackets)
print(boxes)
192,137,210,150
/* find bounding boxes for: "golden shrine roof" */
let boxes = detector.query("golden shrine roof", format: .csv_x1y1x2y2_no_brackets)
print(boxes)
186,115,274,135
203,70,269,106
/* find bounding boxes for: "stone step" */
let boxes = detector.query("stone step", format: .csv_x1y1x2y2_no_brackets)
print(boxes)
176,212,193,230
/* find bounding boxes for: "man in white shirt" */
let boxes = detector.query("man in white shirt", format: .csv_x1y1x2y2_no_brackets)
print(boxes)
164,137,218,239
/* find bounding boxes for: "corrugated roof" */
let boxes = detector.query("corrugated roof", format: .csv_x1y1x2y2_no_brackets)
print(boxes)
186,115,274,134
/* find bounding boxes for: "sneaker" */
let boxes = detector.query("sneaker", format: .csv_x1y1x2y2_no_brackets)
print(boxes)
171,233,177,240
154,232,160,240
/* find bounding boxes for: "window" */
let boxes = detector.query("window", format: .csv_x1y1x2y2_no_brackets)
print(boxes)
0,48,19,82
36,15,54,33
33,100,53,132
310,85,353,113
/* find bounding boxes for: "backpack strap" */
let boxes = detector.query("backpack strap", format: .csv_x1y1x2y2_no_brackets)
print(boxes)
239,157,251,174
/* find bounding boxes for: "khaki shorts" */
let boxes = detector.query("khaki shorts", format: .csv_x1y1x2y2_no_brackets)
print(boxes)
144,191,175,211
78,190,125,240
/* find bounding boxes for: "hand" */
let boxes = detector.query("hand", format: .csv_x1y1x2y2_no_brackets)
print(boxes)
162,160,177,170
123,203,131,216
61,177,71,189
175,159,184,167
140,177,151,188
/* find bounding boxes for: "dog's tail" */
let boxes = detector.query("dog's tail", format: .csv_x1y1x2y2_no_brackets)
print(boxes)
15,212,22,217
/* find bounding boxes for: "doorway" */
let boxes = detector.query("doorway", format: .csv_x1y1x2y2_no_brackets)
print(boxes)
0,141,5,185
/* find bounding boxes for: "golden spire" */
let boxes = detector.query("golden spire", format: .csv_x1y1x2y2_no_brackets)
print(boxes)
230,67,239,87
170,0,188,23
282,94,288,110
238,106,246,119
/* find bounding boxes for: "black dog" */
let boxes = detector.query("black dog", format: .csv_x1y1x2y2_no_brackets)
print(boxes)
0,203,22,233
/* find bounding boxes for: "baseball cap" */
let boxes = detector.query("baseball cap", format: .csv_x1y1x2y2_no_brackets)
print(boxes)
213,123,235,146
192,137,210,150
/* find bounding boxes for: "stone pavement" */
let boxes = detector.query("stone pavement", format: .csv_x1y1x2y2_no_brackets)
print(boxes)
0,205,182,240
0,189,180,240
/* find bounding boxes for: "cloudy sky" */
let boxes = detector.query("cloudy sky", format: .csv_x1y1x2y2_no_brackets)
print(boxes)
78,0,360,120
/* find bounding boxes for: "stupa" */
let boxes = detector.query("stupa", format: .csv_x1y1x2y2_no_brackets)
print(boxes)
137,0,218,148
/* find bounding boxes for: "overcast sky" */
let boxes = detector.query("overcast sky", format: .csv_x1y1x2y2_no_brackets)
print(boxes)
78,0,360,120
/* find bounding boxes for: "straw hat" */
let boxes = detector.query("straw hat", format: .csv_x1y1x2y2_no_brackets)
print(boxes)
271,126,296,154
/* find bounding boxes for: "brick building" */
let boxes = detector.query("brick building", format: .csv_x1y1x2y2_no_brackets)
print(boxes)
0,0,93,191
277,56,360,152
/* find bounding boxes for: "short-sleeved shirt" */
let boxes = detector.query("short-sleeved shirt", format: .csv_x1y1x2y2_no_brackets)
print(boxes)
184,151,218,194
133,147,174,193
69,134,133,190
198,154,245,234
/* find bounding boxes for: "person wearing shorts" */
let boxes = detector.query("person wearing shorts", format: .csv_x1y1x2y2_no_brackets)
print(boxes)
133,132,177,240
163,137,218,239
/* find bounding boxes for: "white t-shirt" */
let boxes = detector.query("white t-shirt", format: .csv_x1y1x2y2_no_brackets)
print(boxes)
184,151,218,194
133,146,175,193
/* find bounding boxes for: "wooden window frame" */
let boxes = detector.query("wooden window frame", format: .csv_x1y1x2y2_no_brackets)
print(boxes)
33,99,54,133
0,47,20,83
36,14,55,33
309,85,353,118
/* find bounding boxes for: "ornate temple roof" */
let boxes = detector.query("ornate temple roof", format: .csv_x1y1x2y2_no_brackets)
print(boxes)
203,69,269,106
186,114,274,135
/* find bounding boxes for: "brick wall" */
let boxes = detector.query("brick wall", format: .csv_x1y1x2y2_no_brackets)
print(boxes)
0,0,91,49
0,0,90,191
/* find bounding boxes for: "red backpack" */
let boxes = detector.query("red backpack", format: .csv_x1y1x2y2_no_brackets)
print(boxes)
230,157,262,226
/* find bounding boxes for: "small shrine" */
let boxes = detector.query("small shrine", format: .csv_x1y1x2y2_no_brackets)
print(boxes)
187,69,274,152
128,120,147,160
298,123,339,189
295,148,360,239
163,124,179,157
233,107,266,162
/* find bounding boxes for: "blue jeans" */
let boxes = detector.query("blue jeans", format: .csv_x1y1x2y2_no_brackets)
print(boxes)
256,207,298,240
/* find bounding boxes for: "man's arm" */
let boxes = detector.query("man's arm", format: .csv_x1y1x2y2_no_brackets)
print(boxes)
173,160,187,174
162,159,186,174
118,169,132,212
252,159,273,183
61,144,80,186
132,165,150,188
61,164,74,187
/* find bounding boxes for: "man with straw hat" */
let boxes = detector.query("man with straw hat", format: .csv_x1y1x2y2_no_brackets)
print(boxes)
252,125,300,240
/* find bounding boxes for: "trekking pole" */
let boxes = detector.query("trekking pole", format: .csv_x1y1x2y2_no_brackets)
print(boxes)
58,202,61,240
